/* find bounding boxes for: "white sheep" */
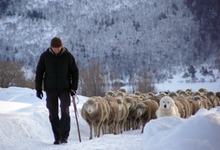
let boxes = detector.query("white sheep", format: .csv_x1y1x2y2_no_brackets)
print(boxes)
81,96,109,139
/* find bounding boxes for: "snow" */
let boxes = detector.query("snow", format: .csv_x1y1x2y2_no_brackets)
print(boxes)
0,80,220,150
143,110,220,150
155,69,220,93
0,87,143,150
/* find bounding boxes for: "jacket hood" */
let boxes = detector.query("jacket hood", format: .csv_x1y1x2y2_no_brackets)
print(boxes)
48,47,67,56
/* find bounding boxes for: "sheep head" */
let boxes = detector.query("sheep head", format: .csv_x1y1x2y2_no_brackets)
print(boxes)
85,99,99,114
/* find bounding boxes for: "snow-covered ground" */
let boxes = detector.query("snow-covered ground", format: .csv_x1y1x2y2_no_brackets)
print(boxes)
0,80,220,150
155,69,220,92
0,87,144,150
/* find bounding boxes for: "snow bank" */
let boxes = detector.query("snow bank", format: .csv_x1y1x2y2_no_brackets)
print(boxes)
143,107,220,150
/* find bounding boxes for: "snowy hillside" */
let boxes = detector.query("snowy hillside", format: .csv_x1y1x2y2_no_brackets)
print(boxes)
0,0,218,77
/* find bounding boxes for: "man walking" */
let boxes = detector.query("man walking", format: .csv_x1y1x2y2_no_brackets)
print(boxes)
35,37,79,144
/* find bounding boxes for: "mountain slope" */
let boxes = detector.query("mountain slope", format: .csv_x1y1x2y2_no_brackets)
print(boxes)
0,0,218,77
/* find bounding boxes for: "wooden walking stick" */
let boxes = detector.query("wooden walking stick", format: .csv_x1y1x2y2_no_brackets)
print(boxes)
71,91,82,142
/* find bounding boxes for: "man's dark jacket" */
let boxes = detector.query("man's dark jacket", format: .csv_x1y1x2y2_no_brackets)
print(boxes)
35,47,79,92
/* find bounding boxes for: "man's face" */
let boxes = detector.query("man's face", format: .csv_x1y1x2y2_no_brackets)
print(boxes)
51,47,62,54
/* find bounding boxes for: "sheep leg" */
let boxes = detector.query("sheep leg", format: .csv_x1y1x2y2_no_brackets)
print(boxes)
132,120,135,130
119,121,123,134
113,124,117,135
141,121,147,133
97,122,103,137
102,120,107,135
127,119,131,131
111,122,116,134
105,121,109,134
89,123,93,140
121,120,126,133
94,125,98,138
115,122,119,134
108,123,112,134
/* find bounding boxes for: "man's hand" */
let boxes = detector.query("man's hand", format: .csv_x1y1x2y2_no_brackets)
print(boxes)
36,90,43,99
70,89,76,96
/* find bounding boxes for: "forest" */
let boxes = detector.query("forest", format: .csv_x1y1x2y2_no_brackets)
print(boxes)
0,0,219,95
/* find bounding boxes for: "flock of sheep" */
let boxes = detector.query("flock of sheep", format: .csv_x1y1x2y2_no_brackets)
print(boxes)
81,88,220,139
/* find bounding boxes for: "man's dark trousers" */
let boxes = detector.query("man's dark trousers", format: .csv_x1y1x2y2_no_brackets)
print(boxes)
46,91,71,141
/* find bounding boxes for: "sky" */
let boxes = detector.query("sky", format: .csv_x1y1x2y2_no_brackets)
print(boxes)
0,71,220,150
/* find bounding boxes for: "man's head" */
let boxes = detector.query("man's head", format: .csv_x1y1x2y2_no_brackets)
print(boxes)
50,37,62,54
51,37,62,48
